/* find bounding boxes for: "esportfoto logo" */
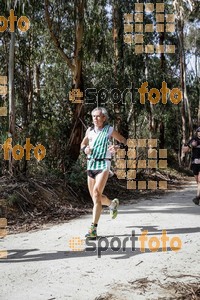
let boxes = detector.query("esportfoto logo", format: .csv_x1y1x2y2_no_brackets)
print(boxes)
68,230,182,258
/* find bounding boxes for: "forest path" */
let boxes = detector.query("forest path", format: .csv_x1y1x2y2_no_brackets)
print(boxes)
0,181,200,300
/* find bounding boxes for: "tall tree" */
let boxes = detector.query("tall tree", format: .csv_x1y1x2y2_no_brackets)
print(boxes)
173,0,198,163
44,0,85,164
8,31,15,174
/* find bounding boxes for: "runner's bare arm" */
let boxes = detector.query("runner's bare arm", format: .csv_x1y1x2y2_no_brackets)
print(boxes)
80,136,89,149
182,145,190,153
109,130,127,154
110,130,127,144
183,139,197,153
80,127,91,151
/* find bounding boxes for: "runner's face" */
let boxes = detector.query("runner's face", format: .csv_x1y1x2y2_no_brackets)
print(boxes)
92,110,106,128
197,131,200,138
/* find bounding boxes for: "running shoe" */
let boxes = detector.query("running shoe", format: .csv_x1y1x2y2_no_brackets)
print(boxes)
85,224,97,238
110,198,119,219
192,196,200,206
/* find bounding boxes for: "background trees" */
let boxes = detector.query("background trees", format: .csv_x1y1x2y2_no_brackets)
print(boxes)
0,0,199,177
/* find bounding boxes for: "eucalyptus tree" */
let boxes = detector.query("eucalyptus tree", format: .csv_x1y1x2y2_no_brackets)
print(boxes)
1,0,31,173
44,0,85,164
173,0,199,163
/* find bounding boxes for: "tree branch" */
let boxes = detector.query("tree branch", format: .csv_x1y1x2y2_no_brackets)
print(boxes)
44,0,75,72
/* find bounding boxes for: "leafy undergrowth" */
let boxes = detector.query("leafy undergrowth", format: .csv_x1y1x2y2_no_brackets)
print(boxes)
0,167,194,233
0,175,92,233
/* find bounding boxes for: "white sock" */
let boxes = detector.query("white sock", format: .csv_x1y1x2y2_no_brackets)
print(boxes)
109,200,116,210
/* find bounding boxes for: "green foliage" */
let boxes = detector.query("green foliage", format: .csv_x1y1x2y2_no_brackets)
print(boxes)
7,194,20,206
0,0,199,176
66,155,87,187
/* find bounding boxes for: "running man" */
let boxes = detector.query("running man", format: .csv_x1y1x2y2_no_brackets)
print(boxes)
183,127,200,205
80,107,127,238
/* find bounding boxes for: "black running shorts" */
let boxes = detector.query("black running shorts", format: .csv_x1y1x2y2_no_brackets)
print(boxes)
87,170,103,179
191,163,200,175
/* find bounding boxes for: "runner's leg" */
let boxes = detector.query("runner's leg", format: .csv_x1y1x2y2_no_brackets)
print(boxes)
192,164,199,197
85,174,99,238
197,171,200,197
192,168,200,205
92,170,110,224
87,175,95,199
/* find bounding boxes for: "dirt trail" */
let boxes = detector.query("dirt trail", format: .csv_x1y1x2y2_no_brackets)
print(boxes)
0,181,200,300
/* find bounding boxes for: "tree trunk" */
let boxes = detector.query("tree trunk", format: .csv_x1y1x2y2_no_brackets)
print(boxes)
179,21,187,164
145,55,155,139
196,52,200,125
159,121,165,149
112,0,125,134
8,31,15,175
44,0,85,164
159,31,165,70
33,64,40,119
67,0,85,162
178,18,193,164
113,2,118,85
174,0,193,164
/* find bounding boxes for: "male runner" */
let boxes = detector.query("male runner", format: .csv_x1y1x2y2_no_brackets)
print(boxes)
80,107,127,238
183,127,200,205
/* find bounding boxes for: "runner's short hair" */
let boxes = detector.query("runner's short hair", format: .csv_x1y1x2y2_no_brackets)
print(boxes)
91,107,109,121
